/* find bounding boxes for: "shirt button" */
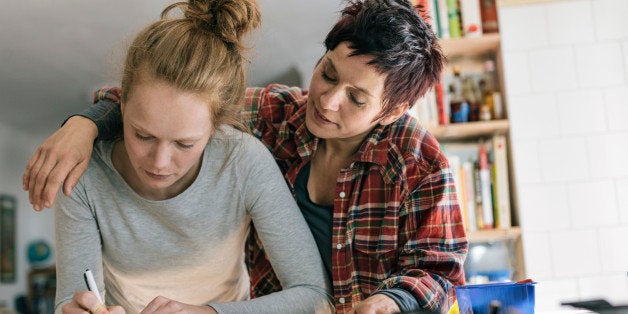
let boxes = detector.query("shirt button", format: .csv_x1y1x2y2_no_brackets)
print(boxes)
339,297,345,304
336,243,343,250
339,191,346,198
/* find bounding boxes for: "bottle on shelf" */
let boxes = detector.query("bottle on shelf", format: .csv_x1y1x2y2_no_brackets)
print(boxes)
448,66,469,123
461,74,481,122
478,59,504,120
479,104,492,121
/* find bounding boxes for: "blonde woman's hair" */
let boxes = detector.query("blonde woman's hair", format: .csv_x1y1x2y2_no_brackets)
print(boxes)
121,0,261,131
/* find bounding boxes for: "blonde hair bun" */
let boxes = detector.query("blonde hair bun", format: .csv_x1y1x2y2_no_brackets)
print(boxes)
162,0,261,48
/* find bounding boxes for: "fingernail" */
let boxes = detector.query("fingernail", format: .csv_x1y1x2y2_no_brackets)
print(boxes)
44,202,51,208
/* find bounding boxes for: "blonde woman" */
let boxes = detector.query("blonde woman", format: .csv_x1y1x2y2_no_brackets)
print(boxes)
48,1,332,313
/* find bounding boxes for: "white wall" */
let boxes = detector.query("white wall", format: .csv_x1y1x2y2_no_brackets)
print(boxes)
500,0,628,310
0,124,54,309
248,0,340,88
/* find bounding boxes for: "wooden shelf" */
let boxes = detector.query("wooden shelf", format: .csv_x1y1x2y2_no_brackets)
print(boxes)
439,33,500,59
437,30,526,280
428,119,509,141
467,226,521,243
498,0,568,7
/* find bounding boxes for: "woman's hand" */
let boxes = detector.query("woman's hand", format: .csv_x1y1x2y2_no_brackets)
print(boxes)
140,296,217,314
348,294,400,314
22,115,97,211
62,291,124,314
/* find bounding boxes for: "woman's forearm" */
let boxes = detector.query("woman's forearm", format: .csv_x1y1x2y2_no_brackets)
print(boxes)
77,99,122,140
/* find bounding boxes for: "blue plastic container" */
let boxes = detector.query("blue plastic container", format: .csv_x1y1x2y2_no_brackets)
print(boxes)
454,281,536,314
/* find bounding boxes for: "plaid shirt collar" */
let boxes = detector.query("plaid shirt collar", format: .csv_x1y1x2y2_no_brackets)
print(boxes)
288,104,400,185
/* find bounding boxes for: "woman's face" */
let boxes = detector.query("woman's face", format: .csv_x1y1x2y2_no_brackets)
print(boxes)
121,78,213,198
306,42,401,142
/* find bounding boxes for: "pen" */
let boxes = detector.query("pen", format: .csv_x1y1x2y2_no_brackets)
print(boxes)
83,269,104,304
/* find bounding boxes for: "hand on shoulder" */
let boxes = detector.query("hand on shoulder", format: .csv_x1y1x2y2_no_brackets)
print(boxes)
23,115,97,211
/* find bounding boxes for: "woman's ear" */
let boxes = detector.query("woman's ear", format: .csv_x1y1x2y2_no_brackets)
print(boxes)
380,102,409,126
119,87,126,115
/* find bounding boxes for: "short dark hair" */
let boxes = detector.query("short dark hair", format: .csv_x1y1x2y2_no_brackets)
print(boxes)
324,0,444,119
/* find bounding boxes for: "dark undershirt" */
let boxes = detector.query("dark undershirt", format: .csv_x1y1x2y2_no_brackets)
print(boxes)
294,162,420,312
294,162,334,279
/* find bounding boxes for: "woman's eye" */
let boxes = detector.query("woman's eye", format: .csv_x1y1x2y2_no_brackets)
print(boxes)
177,142,194,149
135,133,152,141
350,94,366,106
322,71,337,83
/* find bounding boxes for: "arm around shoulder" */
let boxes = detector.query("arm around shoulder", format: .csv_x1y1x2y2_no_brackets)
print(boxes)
23,115,98,211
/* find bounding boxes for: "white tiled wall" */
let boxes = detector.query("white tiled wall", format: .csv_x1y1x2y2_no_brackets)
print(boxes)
605,87,628,131
500,0,628,310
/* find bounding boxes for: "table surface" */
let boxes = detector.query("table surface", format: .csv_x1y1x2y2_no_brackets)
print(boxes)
537,310,593,314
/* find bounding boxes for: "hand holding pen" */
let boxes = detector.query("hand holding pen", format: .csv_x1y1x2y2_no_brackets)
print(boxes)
59,269,125,314
84,269,104,304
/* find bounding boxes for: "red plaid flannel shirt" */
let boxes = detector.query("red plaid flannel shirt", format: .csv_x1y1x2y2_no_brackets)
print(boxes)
241,84,468,313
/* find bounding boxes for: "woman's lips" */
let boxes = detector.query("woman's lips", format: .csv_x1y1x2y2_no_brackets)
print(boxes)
145,170,170,180
314,108,335,125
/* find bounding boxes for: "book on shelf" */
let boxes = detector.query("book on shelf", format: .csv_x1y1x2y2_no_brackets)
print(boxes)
442,134,511,231
411,87,439,129
472,159,487,229
448,155,465,227
429,0,497,39
412,80,449,129
460,0,483,38
441,142,481,230
436,0,450,39
492,134,511,228
478,142,494,228
461,160,477,232
479,0,499,33
446,0,462,38
435,81,449,125
427,0,440,36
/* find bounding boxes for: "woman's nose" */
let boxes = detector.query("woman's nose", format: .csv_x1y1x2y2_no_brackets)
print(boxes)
150,144,171,170
320,87,342,111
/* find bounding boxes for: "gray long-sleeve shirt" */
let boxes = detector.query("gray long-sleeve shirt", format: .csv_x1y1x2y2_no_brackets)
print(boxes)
54,126,333,314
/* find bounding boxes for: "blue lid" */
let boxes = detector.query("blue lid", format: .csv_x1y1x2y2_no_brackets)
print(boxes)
455,281,537,290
